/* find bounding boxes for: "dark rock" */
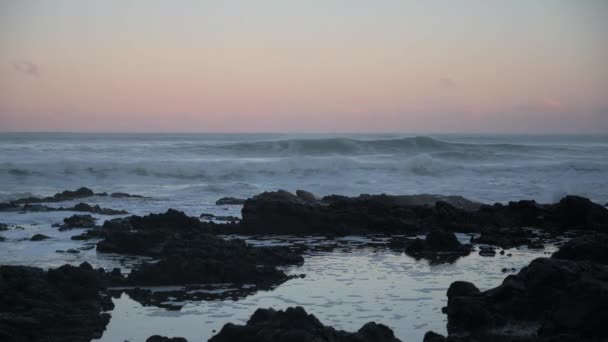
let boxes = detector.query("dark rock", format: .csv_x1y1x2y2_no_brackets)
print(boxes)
443,258,608,340
0,223,7,231
296,189,318,202
71,228,104,240
66,249,80,254
10,187,95,205
146,336,188,342
548,195,608,231
216,197,246,205
200,213,240,222
96,209,303,296
0,263,114,342
110,192,144,198
471,227,534,249
209,306,401,342
478,246,496,257
402,230,471,263
30,234,50,241
552,233,608,265
72,202,128,215
58,214,97,230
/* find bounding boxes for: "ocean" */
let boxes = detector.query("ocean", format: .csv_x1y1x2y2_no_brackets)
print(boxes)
0,132,607,341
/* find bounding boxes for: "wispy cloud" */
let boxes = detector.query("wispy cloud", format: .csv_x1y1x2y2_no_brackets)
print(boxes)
13,60,40,77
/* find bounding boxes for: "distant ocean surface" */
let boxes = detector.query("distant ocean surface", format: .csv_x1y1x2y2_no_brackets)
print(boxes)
1,133,608,206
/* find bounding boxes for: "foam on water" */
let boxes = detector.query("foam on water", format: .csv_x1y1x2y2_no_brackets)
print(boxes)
1,133,607,204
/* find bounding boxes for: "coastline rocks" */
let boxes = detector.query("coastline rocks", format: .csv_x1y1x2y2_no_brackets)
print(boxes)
442,258,608,340
296,189,318,202
30,233,50,241
11,187,95,204
552,233,608,265
0,263,114,342
110,192,144,198
216,197,246,205
401,230,472,263
72,202,128,215
548,195,608,231
470,227,534,249
57,214,97,230
209,306,402,342
96,209,303,294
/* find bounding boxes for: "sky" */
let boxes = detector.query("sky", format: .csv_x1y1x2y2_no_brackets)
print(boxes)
1,0,607,133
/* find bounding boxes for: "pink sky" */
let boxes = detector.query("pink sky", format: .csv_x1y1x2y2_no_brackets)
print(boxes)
1,0,607,133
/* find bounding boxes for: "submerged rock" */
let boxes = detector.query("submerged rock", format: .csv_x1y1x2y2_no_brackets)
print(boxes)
216,197,246,205
30,234,50,241
110,192,144,198
209,306,401,342
0,263,114,342
470,227,535,249
440,258,608,341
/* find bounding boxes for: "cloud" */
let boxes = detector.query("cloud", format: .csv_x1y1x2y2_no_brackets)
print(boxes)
13,60,40,77
437,77,455,89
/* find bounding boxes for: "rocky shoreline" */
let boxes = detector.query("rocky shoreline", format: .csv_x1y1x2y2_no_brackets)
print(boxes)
1,188,607,341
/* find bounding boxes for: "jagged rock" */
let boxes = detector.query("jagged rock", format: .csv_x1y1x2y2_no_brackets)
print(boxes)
0,223,7,231
9,187,95,205
442,258,608,341
470,227,534,249
72,202,128,215
478,246,496,257
110,192,144,198
58,214,97,231
548,195,608,231
0,263,114,342
296,189,318,202
400,230,472,263
209,306,401,342
552,233,608,265
216,197,246,205
30,234,50,241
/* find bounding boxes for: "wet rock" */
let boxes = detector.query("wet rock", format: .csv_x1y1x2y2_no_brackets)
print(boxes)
296,189,318,202
110,192,144,198
11,187,95,204
72,202,128,215
478,245,496,256
71,228,104,240
0,223,7,231
200,213,240,222
97,209,303,294
548,195,608,231
0,263,114,342
66,249,80,254
30,234,50,241
216,197,246,205
443,258,608,340
0,236,5,242
402,230,472,263
146,336,188,342
209,306,401,342
471,227,534,249
58,214,97,230
552,233,608,265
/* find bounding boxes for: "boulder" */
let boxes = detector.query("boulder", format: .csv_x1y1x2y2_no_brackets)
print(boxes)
443,258,608,340
58,214,97,230
146,336,188,342
30,234,50,241
552,233,608,265
209,306,401,342
0,263,114,342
